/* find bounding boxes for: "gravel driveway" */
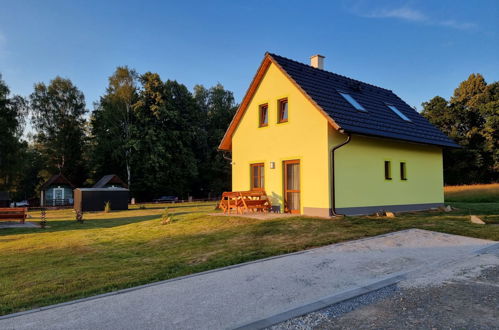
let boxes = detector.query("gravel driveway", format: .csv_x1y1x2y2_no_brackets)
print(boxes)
0,229,495,330
272,244,499,330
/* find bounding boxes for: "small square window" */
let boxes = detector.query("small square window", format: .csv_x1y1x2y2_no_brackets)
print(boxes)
259,104,268,127
278,98,288,123
400,162,407,180
384,161,392,180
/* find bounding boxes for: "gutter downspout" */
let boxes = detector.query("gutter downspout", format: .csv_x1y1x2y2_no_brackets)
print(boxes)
221,152,232,163
330,131,351,217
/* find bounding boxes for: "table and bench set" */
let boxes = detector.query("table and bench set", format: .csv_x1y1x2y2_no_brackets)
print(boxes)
218,190,273,215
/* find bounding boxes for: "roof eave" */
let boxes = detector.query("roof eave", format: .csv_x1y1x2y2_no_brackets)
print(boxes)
343,129,461,149
218,54,273,151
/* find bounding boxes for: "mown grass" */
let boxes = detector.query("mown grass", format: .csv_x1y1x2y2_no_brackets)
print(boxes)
0,201,498,316
445,183,499,203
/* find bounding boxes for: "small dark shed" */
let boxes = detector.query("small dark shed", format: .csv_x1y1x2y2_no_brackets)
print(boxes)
74,188,129,212
0,191,10,207
93,174,128,189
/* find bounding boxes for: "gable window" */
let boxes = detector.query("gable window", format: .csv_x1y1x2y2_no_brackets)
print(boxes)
278,98,288,123
387,104,411,122
400,162,407,180
384,161,392,180
250,163,264,190
259,104,268,127
339,92,366,112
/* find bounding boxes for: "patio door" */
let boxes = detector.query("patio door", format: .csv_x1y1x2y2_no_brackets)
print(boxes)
284,160,300,214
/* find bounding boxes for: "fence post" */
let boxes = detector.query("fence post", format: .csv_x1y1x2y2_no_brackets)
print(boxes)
76,210,84,223
40,208,47,229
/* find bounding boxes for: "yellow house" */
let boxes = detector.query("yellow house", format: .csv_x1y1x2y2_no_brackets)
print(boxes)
219,53,459,216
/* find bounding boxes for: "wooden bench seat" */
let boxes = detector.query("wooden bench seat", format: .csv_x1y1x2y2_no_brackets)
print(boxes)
0,207,27,223
218,190,272,215
218,192,243,215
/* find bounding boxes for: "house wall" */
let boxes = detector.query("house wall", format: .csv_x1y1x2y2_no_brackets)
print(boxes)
44,186,74,204
329,128,444,214
231,62,330,214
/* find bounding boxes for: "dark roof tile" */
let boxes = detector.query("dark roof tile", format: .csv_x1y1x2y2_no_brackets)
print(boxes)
269,53,459,148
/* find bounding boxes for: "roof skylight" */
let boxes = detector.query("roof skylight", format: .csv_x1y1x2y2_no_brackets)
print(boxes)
387,104,411,121
339,92,366,112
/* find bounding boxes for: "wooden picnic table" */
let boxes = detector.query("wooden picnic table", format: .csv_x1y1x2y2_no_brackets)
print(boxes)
218,190,272,215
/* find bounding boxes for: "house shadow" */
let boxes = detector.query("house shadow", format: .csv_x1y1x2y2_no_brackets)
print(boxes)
131,203,216,210
0,214,161,236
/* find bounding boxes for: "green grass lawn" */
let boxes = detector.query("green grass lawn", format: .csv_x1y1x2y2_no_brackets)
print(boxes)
1,201,498,316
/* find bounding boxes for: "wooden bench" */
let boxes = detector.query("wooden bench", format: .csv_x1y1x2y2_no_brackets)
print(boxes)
218,192,243,215
218,191,272,215
0,207,27,223
239,191,272,213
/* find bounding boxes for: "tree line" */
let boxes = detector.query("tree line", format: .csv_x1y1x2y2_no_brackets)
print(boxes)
422,73,498,185
0,70,497,202
0,68,236,201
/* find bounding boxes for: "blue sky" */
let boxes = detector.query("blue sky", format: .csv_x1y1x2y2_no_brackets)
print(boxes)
0,0,497,110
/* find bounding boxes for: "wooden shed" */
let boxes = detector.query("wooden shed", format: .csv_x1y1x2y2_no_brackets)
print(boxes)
0,191,10,207
40,173,75,207
74,188,129,212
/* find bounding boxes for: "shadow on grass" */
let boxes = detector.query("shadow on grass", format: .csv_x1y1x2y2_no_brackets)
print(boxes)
0,214,162,236
1,209,499,316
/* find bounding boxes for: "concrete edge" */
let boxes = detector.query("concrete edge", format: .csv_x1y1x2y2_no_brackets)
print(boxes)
232,273,407,330
475,242,499,255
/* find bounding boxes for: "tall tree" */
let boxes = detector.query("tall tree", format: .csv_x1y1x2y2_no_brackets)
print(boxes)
0,74,27,192
422,73,498,184
30,77,87,185
90,67,138,187
194,84,237,197
132,73,199,200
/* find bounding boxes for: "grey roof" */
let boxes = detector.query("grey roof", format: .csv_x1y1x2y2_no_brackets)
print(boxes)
269,53,459,148
40,173,75,190
93,174,128,188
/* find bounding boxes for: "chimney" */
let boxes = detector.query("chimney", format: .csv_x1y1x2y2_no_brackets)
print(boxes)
310,54,325,70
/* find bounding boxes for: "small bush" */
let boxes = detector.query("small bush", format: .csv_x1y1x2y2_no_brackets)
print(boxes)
139,204,146,209
104,201,111,213
161,208,171,225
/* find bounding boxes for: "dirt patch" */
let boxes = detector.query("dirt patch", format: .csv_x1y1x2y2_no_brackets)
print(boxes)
208,212,299,220
0,222,38,229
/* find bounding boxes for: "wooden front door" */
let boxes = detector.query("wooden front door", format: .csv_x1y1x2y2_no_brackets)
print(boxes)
284,160,300,214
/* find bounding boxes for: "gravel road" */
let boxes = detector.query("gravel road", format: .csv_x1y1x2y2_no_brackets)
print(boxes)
271,246,499,330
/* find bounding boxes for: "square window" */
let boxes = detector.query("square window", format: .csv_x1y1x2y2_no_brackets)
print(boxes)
384,161,392,180
278,98,288,123
259,104,268,127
